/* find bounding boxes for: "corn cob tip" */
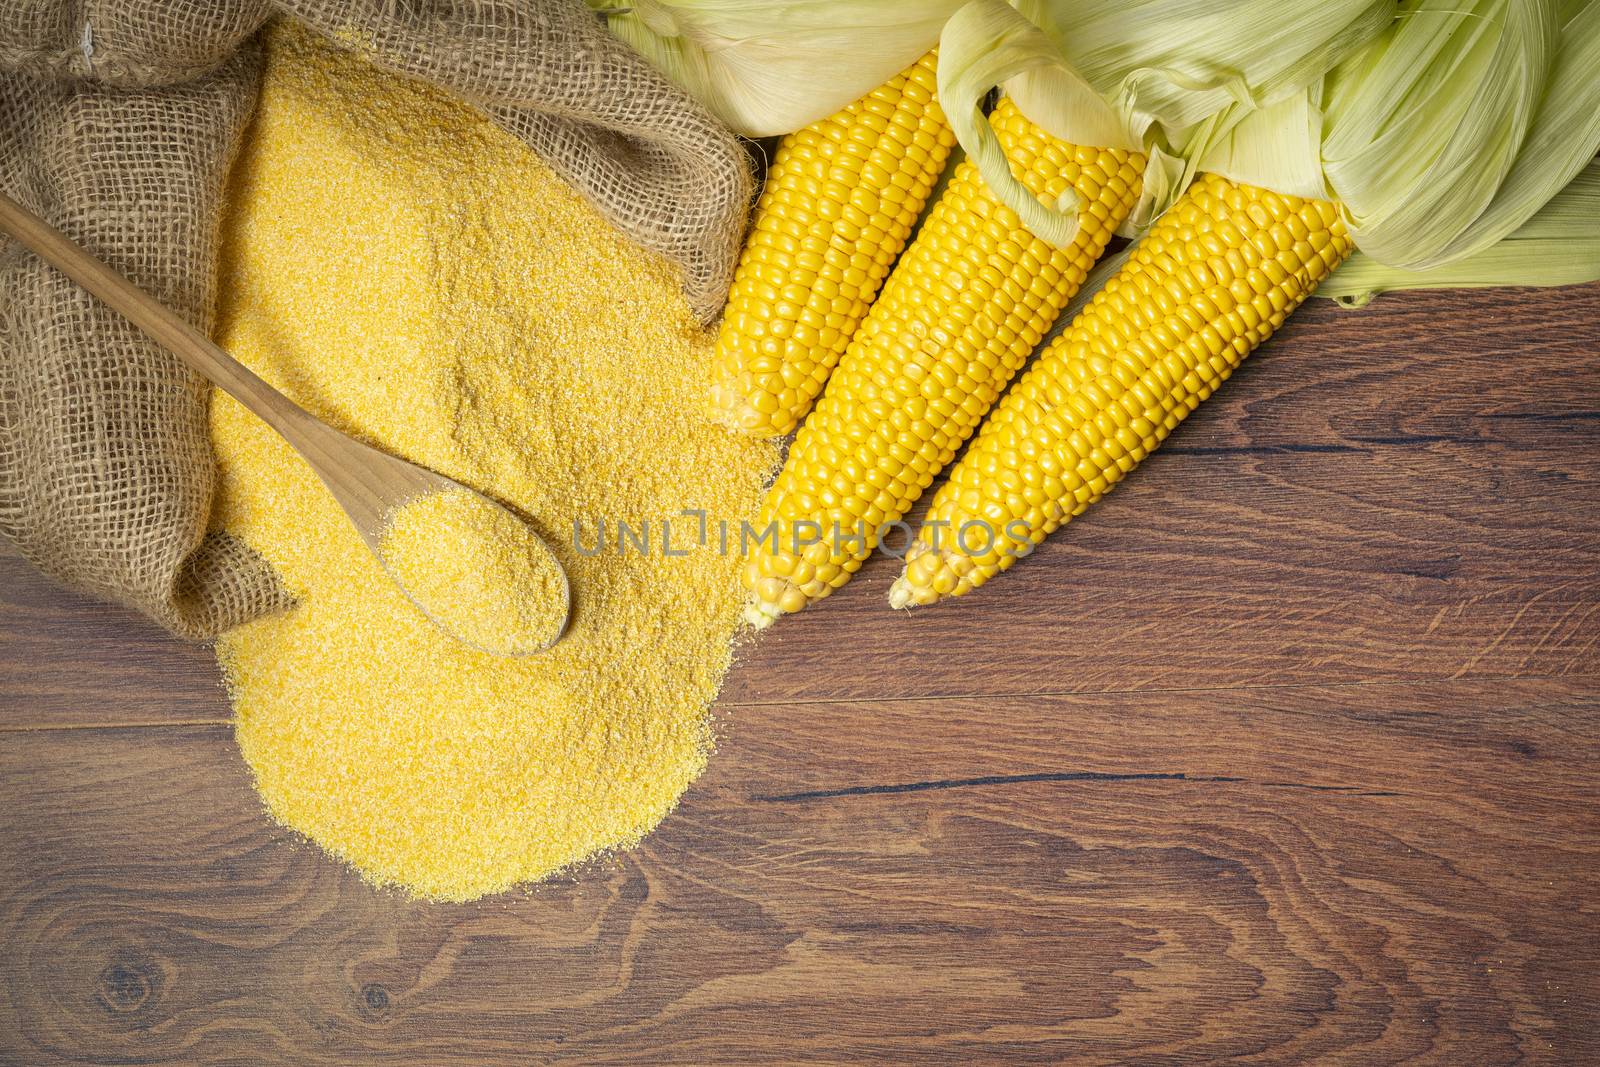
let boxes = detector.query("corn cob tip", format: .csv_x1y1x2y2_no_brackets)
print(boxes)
743,574,807,627
743,600,780,629
744,584,803,627
888,544,969,609
742,551,831,626
887,577,917,610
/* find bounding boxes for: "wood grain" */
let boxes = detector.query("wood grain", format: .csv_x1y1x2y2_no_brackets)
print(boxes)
5,286,1597,729
3,283,1599,1062
728,285,1600,704
0,549,227,727
2,680,1596,1064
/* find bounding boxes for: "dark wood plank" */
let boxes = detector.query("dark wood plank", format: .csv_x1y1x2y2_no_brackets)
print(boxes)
3,678,1596,1064
728,284,1600,703
5,285,1598,728
0,545,227,726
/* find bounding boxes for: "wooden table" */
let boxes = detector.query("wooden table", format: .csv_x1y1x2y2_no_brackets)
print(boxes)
3,286,1598,1064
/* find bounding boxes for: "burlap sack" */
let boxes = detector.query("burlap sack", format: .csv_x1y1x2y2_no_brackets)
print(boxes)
0,1,753,640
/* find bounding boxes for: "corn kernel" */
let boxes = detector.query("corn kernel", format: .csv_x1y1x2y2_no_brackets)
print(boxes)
211,24,781,901
749,98,1146,623
892,172,1353,608
706,50,957,437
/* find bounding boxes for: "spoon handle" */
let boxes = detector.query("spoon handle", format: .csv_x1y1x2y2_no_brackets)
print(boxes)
0,188,313,441
0,191,571,647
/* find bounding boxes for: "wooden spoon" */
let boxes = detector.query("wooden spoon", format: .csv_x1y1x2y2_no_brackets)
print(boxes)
0,189,570,654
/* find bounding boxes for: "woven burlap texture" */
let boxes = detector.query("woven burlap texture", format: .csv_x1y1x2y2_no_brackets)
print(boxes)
0,1,753,640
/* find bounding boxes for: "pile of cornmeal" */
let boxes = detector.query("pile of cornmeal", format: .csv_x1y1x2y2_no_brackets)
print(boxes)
211,23,778,901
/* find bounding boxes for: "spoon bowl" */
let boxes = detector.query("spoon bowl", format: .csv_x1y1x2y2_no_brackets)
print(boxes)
0,188,572,653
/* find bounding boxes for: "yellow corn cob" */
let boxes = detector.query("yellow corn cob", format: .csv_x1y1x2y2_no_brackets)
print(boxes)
743,98,1146,626
707,50,956,437
889,172,1354,609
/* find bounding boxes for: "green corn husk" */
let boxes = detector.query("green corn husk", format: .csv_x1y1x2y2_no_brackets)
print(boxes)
1322,159,1600,306
602,0,1600,298
1316,0,1600,269
587,0,964,136
934,0,1395,245
942,0,1600,294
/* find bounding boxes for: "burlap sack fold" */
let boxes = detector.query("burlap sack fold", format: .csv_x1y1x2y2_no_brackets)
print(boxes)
0,48,291,639
0,0,754,640
280,0,752,319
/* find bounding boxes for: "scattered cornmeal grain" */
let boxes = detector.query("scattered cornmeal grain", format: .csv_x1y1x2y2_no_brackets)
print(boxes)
210,22,779,901
379,489,567,656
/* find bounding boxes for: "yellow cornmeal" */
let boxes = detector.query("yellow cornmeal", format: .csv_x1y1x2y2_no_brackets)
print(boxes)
379,490,567,655
210,23,778,901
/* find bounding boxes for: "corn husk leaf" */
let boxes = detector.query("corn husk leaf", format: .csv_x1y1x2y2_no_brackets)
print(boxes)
1323,0,1563,266
590,0,964,137
936,0,1394,246
1206,0,1600,283
1193,89,1330,201
933,0,1112,247
1406,0,1600,265
1321,158,1600,305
